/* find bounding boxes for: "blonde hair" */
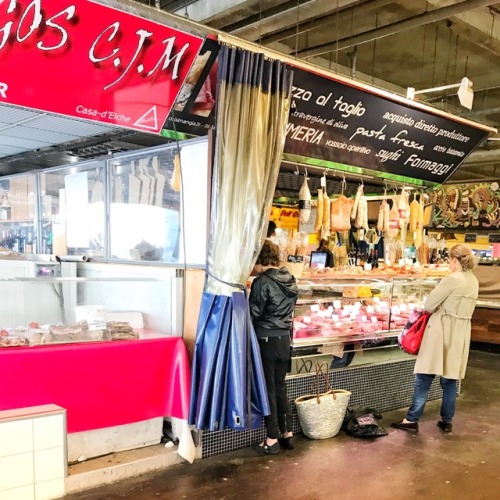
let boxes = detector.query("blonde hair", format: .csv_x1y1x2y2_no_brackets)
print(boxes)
449,244,477,271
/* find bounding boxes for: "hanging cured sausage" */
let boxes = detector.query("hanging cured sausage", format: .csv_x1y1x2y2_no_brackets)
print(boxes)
355,197,369,230
322,190,331,236
387,200,399,238
314,189,323,232
299,176,311,225
351,185,364,221
377,199,390,233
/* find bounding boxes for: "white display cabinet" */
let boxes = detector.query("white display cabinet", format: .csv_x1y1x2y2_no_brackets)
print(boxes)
0,263,183,348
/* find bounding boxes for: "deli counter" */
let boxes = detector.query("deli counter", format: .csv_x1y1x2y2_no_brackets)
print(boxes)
288,272,442,374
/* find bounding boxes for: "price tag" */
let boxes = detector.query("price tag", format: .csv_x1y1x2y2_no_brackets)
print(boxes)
310,304,320,312
333,300,342,309
320,176,326,187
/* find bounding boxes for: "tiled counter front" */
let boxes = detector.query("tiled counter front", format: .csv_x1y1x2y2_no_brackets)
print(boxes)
201,358,444,458
0,405,66,500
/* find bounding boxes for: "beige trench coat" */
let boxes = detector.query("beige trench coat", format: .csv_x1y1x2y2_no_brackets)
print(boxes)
414,270,479,380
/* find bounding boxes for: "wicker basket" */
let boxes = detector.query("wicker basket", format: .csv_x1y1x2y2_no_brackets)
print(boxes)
295,363,351,439
295,389,351,439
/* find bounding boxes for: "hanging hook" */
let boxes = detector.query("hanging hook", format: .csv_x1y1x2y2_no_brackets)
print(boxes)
305,167,308,178
294,164,300,176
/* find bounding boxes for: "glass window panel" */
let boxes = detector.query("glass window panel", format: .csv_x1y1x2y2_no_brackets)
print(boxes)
40,161,106,256
0,174,36,253
109,139,208,266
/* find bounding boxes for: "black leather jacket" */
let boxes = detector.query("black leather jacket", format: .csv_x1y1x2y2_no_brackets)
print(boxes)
249,267,298,337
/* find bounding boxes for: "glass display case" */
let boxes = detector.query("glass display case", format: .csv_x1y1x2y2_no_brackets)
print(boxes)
0,269,182,348
293,275,440,348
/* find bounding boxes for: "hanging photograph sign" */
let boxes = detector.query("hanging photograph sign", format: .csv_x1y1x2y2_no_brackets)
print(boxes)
284,67,492,184
0,0,204,134
163,37,219,137
429,182,500,229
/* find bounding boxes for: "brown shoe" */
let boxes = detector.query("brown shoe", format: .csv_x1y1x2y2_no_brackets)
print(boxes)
391,420,419,432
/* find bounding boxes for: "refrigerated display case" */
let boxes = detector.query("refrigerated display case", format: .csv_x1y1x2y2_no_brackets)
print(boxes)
290,275,441,372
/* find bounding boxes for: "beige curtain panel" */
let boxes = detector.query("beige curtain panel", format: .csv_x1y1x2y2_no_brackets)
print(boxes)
189,45,293,431
206,46,292,295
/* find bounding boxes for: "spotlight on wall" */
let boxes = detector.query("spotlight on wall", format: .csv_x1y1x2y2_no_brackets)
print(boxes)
407,77,474,110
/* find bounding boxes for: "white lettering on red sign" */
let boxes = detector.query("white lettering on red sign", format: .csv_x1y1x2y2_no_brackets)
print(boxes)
0,82,8,98
0,0,192,91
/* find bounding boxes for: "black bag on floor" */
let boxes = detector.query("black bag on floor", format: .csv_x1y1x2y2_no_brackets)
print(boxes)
342,407,388,438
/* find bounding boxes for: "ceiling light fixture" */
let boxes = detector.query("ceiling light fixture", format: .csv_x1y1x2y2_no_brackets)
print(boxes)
406,77,474,110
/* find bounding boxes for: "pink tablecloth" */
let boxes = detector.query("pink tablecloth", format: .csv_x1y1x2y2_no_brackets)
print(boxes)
0,337,191,433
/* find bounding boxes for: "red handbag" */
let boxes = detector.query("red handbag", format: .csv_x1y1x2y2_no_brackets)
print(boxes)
398,309,431,355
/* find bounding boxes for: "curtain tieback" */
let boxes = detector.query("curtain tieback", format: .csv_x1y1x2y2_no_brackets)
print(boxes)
206,269,246,291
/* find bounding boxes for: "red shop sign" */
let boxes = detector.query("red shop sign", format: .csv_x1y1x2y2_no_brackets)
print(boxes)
0,0,204,133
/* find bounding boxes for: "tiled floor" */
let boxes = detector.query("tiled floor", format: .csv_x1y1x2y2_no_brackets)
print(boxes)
62,350,500,500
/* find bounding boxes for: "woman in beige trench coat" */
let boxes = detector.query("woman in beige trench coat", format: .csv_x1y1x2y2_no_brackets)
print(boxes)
392,244,479,434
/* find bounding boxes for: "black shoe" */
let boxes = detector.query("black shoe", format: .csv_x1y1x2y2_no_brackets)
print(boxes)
251,441,280,455
391,420,419,432
278,436,295,450
437,420,452,433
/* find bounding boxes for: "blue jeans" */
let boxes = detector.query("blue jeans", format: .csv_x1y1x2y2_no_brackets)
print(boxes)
406,374,457,423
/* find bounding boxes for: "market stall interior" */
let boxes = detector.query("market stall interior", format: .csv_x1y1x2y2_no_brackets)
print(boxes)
1,0,500,481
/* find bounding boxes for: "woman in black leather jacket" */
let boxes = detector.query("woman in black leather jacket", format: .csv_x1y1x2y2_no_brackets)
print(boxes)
249,240,298,455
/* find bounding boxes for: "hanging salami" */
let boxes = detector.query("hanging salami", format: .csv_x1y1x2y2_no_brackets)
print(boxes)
387,200,399,238
355,197,369,230
322,190,331,236
409,198,420,231
314,189,323,232
377,199,390,233
351,185,364,220
298,176,311,225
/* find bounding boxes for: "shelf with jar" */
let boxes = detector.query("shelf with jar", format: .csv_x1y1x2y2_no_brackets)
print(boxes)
292,275,440,348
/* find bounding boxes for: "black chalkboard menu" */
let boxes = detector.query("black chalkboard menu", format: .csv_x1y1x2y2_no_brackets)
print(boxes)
465,233,477,243
284,68,491,184
489,234,500,243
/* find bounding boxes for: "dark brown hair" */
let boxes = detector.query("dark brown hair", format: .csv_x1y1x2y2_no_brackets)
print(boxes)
449,244,477,271
256,240,280,266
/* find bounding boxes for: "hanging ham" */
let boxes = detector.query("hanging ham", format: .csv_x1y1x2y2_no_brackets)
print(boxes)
330,195,353,232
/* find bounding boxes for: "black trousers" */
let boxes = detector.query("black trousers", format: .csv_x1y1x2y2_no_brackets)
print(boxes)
258,335,293,439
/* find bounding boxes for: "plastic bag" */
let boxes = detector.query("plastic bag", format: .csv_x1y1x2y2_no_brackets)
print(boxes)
342,407,388,438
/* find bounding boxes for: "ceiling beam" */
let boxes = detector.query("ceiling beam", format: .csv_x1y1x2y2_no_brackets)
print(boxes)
297,0,499,58
258,0,393,45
